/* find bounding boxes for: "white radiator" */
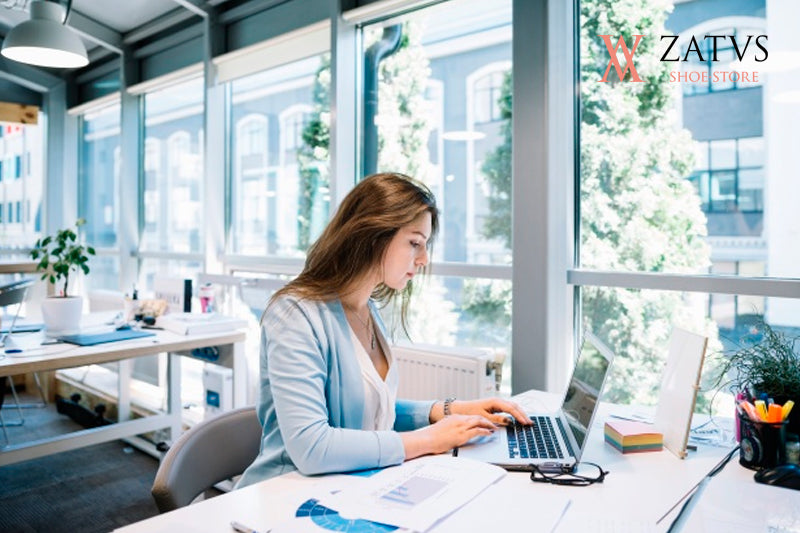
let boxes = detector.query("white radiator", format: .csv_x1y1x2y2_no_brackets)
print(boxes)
392,344,498,401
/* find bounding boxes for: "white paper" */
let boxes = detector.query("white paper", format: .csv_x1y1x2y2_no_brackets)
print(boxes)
318,455,506,532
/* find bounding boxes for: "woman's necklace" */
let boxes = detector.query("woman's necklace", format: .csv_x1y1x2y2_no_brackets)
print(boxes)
346,305,375,350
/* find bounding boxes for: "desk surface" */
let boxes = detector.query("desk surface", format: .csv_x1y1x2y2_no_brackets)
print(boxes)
0,325,246,377
114,392,797,533
0,259,38,274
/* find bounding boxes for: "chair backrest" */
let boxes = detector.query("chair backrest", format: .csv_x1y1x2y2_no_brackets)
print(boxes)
151,405,262,513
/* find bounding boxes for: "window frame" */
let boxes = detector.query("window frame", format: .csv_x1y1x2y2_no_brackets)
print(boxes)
75,98,124,291
691,137,764,214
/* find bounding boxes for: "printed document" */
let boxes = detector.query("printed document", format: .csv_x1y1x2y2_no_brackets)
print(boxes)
318,455,506,532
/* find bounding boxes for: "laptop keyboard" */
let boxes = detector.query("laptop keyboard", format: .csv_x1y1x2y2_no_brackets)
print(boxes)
506,416,565,459
556,417,576,458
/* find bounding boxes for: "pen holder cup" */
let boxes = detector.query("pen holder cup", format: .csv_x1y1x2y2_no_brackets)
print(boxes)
738,412,787,470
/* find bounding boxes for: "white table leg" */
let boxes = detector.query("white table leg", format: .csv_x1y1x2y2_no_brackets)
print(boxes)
168,352,182,441
118,359,132,422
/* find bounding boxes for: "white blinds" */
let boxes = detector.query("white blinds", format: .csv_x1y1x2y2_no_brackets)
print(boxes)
214,21,330,84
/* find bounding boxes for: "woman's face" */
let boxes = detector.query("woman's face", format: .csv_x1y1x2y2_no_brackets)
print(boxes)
381,212,432,291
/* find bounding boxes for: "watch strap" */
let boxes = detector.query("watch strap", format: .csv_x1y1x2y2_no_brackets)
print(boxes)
443,397,456,417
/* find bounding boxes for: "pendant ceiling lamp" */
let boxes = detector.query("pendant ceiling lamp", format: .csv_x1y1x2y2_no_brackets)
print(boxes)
1,0,88,68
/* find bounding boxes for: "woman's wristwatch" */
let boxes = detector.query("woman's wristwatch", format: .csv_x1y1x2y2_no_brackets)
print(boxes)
443,397,456,417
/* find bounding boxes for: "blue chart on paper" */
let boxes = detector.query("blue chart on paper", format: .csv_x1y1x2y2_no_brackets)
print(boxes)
295,498,398,532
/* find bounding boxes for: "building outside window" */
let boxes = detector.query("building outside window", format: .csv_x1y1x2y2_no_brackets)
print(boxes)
689,136,764,221
0,121,42,248
78,101,121,291
472,69,506,124
681,27,765,96
466,61,512,265
229,55,329,258
140,77,205,289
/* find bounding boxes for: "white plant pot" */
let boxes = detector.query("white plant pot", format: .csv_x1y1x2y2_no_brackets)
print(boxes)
41,296,83,336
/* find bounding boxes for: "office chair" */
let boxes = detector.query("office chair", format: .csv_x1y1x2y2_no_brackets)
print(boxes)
0,278,42,445
151,405,262,513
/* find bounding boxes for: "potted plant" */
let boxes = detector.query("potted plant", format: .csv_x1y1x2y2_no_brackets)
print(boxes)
713,316,800,437
30,218,96,334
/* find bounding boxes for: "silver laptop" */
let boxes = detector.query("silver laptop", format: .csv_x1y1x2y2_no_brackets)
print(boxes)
455,330,615,473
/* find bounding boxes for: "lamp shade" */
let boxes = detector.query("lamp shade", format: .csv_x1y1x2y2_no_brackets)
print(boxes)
1,1,88,68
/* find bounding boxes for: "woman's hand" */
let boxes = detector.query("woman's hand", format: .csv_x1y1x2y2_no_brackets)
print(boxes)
401,414,497,459
430,397,532,426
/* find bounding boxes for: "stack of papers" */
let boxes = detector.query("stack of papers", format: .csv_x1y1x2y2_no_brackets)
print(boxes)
604,419,663,454
319,456,505,532
269,456,505,533
157,312,247,335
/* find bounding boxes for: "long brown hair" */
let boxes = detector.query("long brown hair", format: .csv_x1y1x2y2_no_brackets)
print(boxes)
272,172,439,331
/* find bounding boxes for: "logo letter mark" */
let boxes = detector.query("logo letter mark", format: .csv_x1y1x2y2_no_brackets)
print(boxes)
599,35,644,82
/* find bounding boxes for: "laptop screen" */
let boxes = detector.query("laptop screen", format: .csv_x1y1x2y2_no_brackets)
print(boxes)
561,332,614,450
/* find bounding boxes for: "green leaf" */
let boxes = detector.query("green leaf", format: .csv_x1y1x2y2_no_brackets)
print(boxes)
34,219,93,288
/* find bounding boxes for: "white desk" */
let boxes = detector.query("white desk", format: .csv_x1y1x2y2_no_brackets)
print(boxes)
0,259,38,274
114,391,799,533
0,323,247,466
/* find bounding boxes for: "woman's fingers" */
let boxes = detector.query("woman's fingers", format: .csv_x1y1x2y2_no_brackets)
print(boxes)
466,427,494,440
489,413,513,426
487,399,531,424
462,414,496,432
505,403,532,424
445,414,495,431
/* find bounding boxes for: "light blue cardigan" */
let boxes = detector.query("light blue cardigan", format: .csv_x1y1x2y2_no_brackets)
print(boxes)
237,295,435,487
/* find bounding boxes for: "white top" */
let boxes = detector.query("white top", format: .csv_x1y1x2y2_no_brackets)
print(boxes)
349,322,397,431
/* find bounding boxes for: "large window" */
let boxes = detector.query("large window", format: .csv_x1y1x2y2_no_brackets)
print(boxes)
139,77,205,291
577,0,795,408
58,0,800,404
0,121,42,248
360,0,513,384
229,56,329,257
78,102,121,291
141,77,204,255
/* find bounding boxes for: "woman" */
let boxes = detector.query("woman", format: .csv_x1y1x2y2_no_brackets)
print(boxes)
238,172,530,487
